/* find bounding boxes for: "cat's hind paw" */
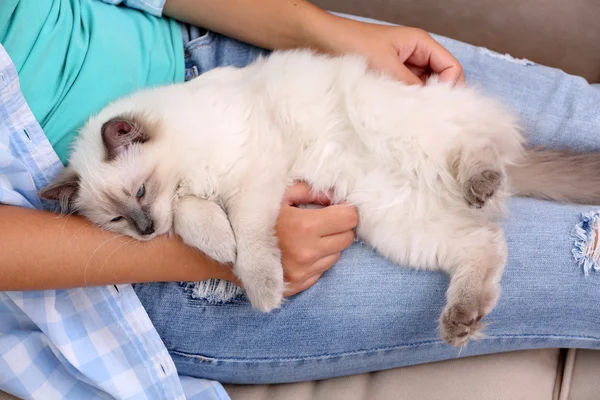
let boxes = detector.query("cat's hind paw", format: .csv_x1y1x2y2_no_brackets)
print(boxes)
463,169,502,208
440,303,485,347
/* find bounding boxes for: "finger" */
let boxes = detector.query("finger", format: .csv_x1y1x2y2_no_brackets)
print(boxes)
284,254,340,296
317,229,355,256
428,45,464,84
385,60,423,85
284,252,340,284
298,252,341,287
406,65,429,83
403,32,464,84
312,203,359,236
300,273,323,293
283,181,332,206
284,272,323,297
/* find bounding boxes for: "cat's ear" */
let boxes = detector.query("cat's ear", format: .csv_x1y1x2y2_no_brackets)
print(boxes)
101,116,150,160
39,168,80,213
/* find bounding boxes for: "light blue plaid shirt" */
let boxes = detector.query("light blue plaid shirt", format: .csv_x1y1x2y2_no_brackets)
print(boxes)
0,2,230,399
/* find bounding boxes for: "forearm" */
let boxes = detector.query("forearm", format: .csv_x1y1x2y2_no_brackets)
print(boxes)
163,0,354,52
0,206,236,291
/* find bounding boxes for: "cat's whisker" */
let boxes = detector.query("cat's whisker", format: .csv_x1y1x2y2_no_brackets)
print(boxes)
69,223,96,240
98,237,137,275
457,342,468,357
83,234,123,286
53,213,72,230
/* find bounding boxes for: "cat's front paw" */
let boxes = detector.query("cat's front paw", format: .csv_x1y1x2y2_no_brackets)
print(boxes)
202,230,237,265
244,271,285,312
440,303,484,347
463,169,502,208
173,197,237,264
235,251,285,312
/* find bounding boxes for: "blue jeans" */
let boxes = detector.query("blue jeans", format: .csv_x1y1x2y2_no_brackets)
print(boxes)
133,15,600,385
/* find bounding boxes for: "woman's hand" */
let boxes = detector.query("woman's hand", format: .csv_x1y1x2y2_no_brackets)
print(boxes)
316,18,465,85
276,182,358,296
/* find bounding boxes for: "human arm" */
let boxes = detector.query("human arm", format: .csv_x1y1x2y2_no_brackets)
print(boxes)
162,0,464,84
0,183,357,294
0,205,237,290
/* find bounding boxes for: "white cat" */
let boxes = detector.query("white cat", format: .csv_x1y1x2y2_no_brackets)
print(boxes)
41,49,600,346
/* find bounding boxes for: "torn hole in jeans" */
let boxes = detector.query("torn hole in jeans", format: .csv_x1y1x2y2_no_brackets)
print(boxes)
181,279,246,304
572,211,600,275
480,48,537,66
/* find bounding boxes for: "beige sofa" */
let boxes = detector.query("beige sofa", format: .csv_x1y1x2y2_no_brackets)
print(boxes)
2,1,598,400
223,1,600,399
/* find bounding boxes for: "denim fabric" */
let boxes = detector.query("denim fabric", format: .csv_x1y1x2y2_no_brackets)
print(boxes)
134,16,600,384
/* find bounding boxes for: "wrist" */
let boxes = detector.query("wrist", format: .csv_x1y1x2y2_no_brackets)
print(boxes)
305,12,372,55
151,236,240,284
284,2,354,53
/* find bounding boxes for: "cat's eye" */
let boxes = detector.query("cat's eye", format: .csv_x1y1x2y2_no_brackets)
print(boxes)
136,184,145,199
110,216,123,222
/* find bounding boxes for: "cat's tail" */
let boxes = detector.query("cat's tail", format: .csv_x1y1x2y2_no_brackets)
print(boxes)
507,148,600,204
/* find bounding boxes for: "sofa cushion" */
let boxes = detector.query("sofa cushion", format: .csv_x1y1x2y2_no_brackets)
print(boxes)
224,349,561,400
560,349,600,400
313,0,600,83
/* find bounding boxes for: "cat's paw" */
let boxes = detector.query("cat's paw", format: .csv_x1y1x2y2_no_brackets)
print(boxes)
235,252,285,312
201,231,237,265
440,303,484,347
173,197,237,264
463,169,502,208
243,271,286,312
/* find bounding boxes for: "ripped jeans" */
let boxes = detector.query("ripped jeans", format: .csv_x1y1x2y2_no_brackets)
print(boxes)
132,14,600,384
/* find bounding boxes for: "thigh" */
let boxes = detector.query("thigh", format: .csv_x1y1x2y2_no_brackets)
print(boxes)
134,197,600,384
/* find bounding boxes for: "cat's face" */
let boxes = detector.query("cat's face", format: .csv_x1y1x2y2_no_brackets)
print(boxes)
41,114,176,241
75,151,176,241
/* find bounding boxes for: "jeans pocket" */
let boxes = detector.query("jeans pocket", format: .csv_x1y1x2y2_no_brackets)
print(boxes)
184,31,270,79
184,29,214,53
183,29,216,81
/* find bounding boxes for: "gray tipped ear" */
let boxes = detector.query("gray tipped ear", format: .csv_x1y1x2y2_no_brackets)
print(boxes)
101,115,150,160
39,168,80,213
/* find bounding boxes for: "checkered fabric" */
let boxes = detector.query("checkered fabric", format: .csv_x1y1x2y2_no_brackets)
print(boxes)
0,30,229,400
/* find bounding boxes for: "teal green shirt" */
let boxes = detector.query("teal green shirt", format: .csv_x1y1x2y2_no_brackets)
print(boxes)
0,0,184,164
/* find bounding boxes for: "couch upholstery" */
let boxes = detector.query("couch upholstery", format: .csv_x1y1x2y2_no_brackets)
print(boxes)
314,0,600,83
224,351,600,400
225,349,564,400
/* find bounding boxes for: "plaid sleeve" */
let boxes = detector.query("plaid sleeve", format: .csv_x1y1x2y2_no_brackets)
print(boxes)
0,44,230,400
97,0,167,17
0,56,62,210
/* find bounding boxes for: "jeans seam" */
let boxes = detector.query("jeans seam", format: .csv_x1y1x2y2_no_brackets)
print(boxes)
169,333,600,364
184,300,248,308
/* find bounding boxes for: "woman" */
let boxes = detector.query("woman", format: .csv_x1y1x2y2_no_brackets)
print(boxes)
1,0,599,398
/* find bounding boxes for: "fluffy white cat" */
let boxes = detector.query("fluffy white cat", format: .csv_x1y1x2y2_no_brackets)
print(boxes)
41,49,600,346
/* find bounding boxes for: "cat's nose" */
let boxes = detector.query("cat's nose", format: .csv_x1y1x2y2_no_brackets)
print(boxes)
140,223,155,236
134,214,155,236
